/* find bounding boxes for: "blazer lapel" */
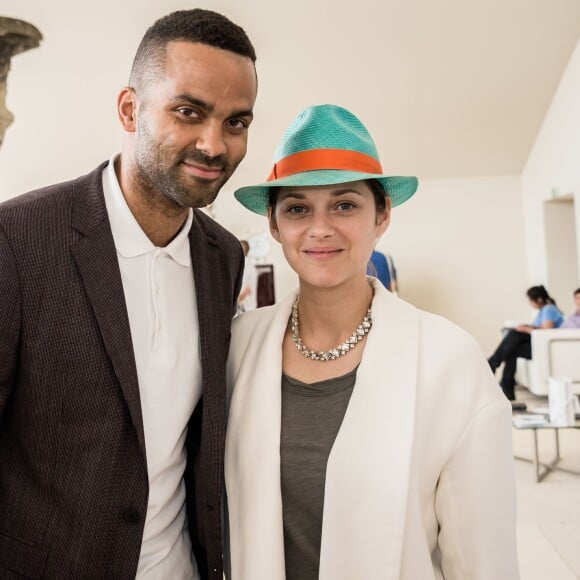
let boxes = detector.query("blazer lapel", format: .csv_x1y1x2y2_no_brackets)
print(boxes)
319,281,419,580
187,214,233,505
70,164,146,456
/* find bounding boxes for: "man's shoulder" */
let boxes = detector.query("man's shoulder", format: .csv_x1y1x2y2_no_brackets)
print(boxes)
0,178,74,215
0,164,106,222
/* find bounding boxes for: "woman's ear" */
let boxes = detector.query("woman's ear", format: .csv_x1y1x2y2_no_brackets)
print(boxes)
268,207,281,243
376,197,391,237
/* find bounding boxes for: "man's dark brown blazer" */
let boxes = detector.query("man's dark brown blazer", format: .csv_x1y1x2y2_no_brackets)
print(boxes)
0,162,244,579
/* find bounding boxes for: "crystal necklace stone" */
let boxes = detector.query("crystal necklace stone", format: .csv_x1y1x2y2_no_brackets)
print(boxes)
290,296,372,362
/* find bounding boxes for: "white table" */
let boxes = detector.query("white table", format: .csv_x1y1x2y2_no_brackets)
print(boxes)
512,416,580,482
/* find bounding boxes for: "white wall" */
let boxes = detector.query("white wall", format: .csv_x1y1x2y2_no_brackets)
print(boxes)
0,0,530,353
522,38,580,288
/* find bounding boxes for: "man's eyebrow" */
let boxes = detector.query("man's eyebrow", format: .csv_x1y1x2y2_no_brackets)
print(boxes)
230,108,254,120
169,95,254,119
170,94,212,112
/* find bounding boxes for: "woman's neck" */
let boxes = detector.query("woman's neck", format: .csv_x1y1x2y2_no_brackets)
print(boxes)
295,277,374,351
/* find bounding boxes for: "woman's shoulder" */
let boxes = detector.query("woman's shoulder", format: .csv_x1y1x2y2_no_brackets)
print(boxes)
418,308,484,357
232,292,295,341
538,303,563,324
378,289,479,350
232,303,278,337
543,303,562,315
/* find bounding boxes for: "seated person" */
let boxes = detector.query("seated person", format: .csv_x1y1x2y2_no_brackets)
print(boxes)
561,287,580,328
488,285,563,401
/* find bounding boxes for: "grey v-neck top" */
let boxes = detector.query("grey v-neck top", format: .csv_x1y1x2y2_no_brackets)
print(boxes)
280,366,357,580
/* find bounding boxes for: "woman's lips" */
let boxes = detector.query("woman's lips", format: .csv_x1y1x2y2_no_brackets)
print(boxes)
303,247,343,259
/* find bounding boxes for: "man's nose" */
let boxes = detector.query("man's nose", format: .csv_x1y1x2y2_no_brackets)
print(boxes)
195,121,227,158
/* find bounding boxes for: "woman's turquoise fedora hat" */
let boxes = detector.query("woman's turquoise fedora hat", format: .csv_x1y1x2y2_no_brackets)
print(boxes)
234,104,418,215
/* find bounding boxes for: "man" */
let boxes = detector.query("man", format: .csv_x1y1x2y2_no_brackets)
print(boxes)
0,9,257,580
562,287,580,328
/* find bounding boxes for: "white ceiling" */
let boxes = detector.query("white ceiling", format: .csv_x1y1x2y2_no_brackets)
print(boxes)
223,0,580,187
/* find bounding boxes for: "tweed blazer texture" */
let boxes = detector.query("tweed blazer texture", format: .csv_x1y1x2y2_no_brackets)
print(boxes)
0,162,243,579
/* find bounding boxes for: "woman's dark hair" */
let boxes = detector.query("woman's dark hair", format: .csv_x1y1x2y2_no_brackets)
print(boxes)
526,285,556,306
268,179,388,214
574,287,580,296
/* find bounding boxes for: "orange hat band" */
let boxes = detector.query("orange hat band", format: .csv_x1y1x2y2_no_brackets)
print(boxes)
267,148,383,181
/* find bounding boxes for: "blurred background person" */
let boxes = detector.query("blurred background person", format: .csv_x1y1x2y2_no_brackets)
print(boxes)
237,239,258,313
488,285,563,400
561,287,580,328
366,249,398,294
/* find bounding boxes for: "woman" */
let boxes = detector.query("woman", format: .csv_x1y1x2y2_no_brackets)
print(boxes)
488,285,563,400
225,105,519,579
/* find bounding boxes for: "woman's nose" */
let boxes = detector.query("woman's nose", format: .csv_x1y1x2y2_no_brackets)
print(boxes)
307,211,334,238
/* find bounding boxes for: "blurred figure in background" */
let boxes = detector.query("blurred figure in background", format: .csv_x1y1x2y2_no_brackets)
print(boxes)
488,285,563,400
237,239,258,313
561,287,580,328
367,249,398,294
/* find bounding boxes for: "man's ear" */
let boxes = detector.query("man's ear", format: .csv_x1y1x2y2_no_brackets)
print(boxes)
267,207,281,243
117,87,138,132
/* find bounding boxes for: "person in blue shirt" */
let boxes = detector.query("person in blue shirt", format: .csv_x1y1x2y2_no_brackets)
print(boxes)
366,250,398,293
488,285,563,401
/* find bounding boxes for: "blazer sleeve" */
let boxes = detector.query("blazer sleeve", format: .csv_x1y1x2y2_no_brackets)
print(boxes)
435,398,520,579
0,224,21,422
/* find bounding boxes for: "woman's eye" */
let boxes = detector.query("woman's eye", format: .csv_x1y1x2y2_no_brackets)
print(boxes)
287,205,307,215
336,201,356,211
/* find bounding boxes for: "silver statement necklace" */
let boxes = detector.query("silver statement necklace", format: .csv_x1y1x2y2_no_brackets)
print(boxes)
291,296,372,362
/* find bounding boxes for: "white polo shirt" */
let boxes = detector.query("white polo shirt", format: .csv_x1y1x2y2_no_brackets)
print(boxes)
103,155,201,580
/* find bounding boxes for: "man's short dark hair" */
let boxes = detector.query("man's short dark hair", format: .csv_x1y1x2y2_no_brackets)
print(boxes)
129,9,256,92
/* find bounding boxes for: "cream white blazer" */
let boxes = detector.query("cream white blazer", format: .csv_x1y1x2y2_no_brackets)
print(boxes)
225,281,519,580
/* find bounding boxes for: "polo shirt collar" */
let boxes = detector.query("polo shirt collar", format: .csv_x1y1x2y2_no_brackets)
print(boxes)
103,154,193,267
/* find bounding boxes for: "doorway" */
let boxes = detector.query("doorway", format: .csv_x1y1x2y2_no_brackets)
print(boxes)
543,194,579,308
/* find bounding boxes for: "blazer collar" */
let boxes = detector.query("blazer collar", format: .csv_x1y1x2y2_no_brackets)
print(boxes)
70,162,146,455
226,280,419,579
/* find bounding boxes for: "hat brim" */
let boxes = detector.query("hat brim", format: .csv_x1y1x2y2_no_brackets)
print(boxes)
234,170,418,215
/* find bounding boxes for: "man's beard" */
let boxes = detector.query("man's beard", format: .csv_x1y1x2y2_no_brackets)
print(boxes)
133,122,238,211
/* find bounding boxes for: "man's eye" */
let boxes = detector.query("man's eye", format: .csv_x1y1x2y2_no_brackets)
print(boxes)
176,107,198,118
227,118,248,130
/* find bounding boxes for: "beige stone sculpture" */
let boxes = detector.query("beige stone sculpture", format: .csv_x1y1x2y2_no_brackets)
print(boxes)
0,17,42,148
